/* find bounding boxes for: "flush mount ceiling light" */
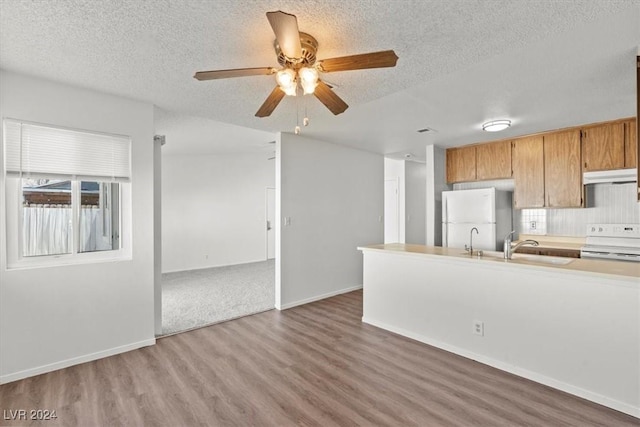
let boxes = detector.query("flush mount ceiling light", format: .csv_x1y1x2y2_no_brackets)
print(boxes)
482,120,511,132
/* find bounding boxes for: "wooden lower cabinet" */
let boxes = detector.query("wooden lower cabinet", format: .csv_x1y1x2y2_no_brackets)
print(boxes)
515,246,581,258
512,136,545,208
544,130,582,208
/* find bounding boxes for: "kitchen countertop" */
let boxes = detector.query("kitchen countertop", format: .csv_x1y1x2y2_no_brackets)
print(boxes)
358,243,639,281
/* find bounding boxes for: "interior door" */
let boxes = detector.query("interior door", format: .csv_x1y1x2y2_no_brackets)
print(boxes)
384,178,400,243
266,187,275,259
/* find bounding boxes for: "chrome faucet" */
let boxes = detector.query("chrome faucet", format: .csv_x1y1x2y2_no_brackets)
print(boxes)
465,227,479,255
503,230,539,259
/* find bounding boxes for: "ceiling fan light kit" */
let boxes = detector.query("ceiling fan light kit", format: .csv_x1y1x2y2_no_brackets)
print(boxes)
482,119,511,132
194,10,399,132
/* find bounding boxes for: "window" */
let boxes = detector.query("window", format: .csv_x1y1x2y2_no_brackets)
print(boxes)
3,119,131,267
21,179,120,257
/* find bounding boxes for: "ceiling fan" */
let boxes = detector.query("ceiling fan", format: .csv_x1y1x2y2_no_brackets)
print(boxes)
194,11,399,118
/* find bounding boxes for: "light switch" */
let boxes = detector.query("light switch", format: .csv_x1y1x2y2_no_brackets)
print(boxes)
284,217,291,226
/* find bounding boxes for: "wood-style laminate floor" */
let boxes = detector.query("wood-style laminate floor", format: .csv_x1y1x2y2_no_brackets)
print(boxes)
1,290,637,426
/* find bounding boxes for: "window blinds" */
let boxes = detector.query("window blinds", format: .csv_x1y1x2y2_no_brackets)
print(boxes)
3,119,131,181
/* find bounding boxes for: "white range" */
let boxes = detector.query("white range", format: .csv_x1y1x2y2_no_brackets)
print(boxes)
581,223,640,262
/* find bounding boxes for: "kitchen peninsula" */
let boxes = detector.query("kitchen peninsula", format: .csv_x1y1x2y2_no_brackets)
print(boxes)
359,243,639,417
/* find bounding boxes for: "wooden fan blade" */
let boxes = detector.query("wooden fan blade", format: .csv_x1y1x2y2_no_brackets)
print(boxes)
317,50,399,73
255,86,286,118
266,11,302,59
194,67,275,81
314,80,348,115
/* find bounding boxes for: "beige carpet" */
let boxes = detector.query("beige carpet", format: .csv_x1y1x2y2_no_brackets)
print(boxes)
161,260,275,336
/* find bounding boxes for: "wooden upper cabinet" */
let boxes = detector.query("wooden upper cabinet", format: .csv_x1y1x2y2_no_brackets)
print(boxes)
581,122,625,171
512,136,545,208
624,119,637,168
446,146,476,183
476,140,512,180
544,130,582,208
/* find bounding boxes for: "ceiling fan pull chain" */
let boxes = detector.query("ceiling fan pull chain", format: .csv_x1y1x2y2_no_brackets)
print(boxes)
295,88,301,135
304,96,310,127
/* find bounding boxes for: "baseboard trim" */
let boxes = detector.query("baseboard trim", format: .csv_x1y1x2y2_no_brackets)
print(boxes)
279,285,363,310
362,317,639,419
162,258,271,274
0,338,156,385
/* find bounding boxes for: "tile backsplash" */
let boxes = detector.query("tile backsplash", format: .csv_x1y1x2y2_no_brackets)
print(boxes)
453,180,639,237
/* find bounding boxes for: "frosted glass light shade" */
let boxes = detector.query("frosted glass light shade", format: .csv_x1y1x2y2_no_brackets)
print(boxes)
482,120,511,132
276,68,297,96
299,67,319,94
276,68,296,87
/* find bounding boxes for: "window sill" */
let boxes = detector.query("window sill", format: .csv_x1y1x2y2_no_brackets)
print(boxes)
6,250,132,271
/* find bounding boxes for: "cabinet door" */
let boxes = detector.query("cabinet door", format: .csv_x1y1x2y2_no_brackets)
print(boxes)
582,122,625,171
512,136,545,208
446,146,476,183
544,130,582,208
476,140,512,180
538,249,581,258
624,119,637,168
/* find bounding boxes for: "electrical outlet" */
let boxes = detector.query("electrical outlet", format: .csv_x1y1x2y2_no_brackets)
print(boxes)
284,217,291,226
530,221,537,230
472,320,484,336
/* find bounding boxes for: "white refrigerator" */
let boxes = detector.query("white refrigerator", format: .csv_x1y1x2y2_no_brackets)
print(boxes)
442,188,513,251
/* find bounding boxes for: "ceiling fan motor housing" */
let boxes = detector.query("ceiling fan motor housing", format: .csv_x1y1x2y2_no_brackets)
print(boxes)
275,32,318,68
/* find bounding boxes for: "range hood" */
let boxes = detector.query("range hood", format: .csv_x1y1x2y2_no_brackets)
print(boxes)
583,168,637,184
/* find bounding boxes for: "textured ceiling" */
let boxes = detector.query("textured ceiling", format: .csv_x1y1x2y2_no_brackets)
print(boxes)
1,0,639,158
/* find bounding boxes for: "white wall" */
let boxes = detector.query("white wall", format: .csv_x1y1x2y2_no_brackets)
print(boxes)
384,158,405,243
276,132,383,309
426,145,450,246
0,71,155,383
161,152,275,273
405,161,426,245
153,138,163,335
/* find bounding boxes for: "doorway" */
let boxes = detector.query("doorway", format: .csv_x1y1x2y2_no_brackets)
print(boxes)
158,149,276,337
